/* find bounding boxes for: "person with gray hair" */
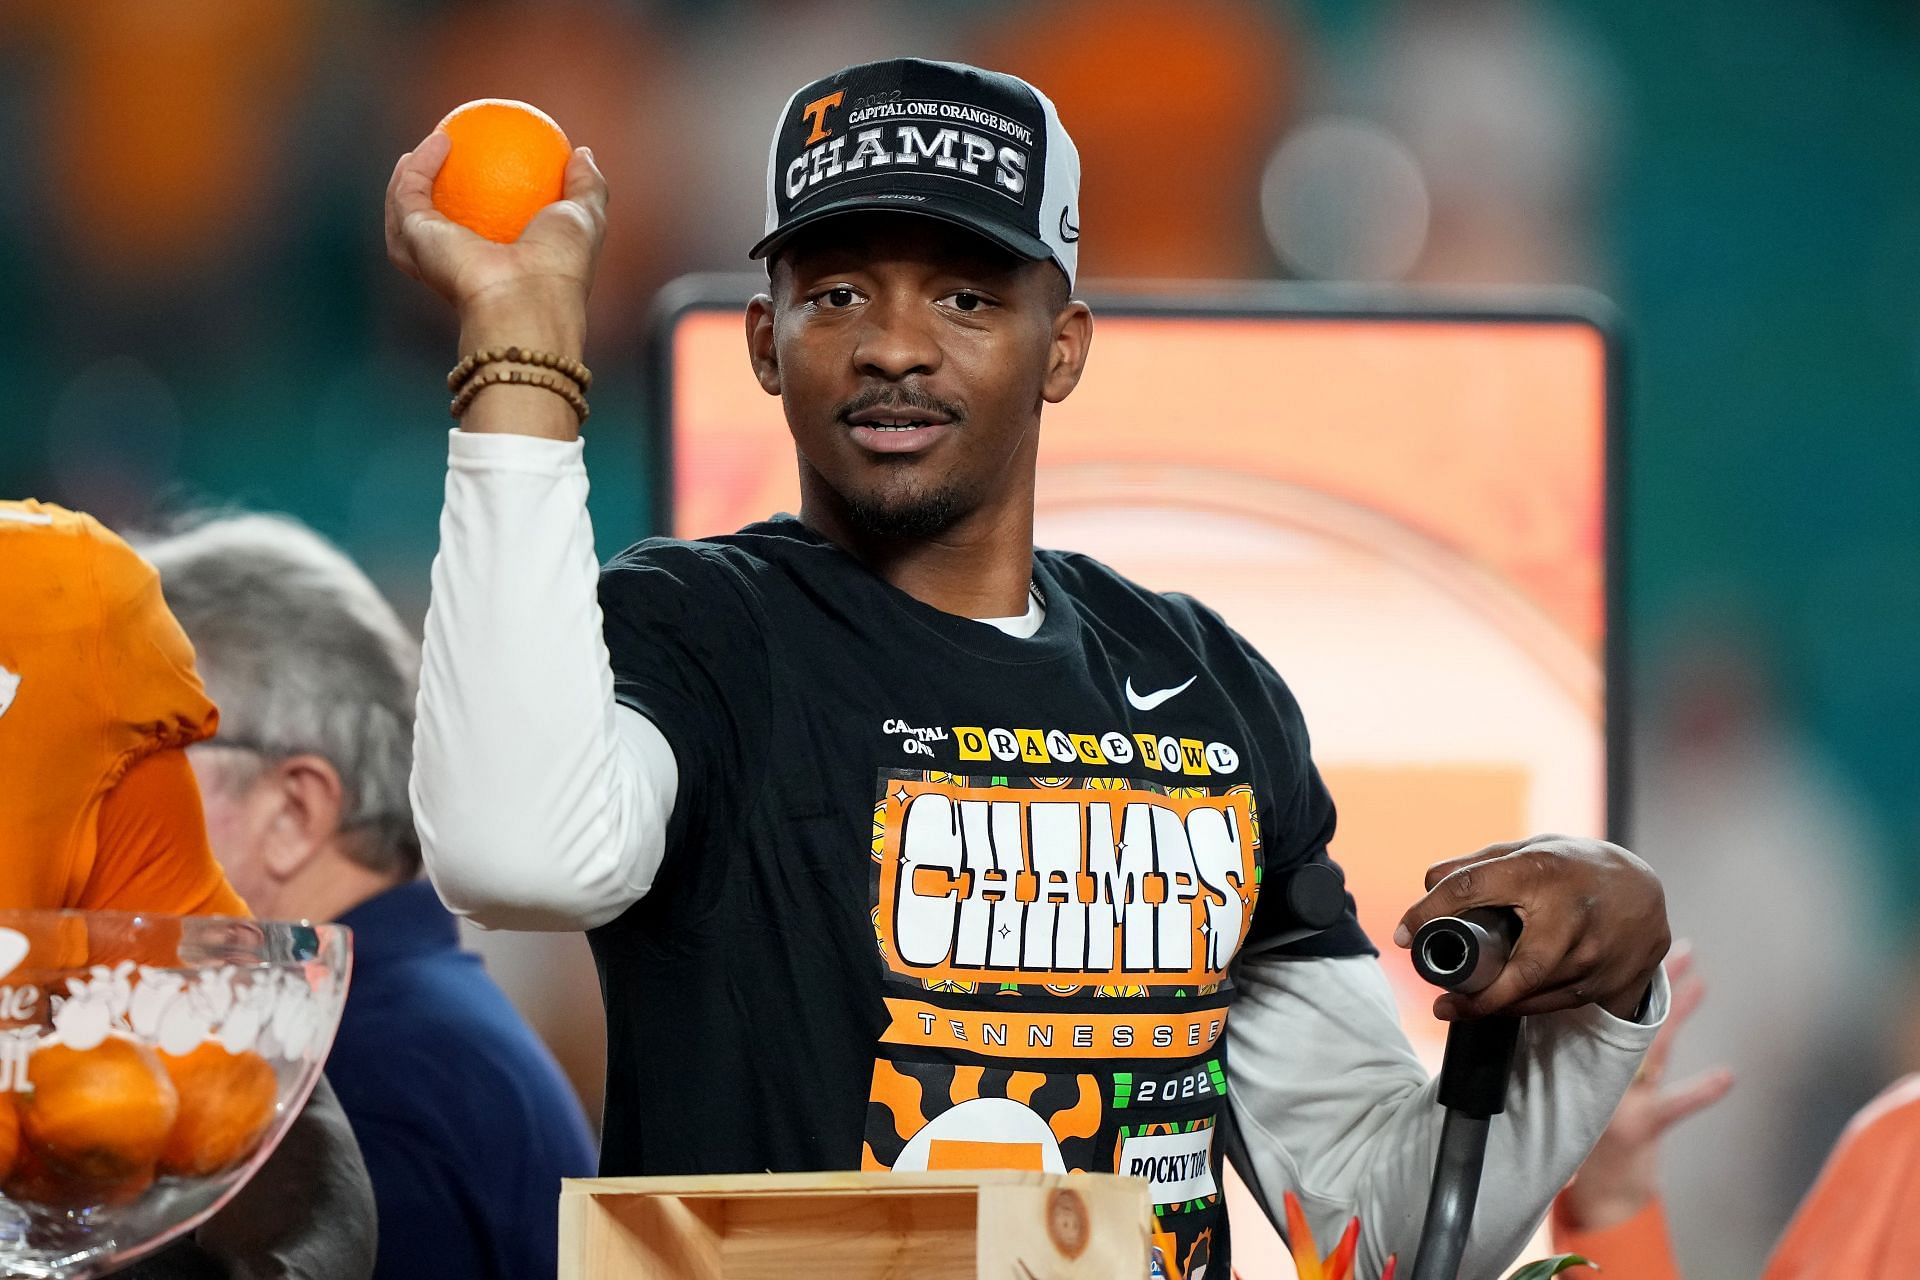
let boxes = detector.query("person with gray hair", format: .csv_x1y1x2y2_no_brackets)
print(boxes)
145,513,598,1280
147,514,422,915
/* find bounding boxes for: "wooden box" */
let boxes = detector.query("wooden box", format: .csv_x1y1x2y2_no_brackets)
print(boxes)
558,1170,1154,1279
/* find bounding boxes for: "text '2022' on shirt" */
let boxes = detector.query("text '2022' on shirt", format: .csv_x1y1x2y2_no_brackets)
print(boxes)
588,515,1373,1279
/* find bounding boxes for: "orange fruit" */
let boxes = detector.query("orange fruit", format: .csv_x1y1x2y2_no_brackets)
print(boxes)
431,99,572,243
6,1141,153,1210
158,1043,278,1177
19,1037,178,1185
0,1090,18,1181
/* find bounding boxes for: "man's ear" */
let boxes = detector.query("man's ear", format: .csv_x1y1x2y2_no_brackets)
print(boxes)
746,294,781,396
258,754,347,882
1042,300,1094,405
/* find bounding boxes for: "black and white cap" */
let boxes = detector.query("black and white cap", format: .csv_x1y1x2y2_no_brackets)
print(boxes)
752,58,1081,290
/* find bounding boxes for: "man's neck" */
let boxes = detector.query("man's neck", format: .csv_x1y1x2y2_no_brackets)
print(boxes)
799,490,1036,619
272,848,408,924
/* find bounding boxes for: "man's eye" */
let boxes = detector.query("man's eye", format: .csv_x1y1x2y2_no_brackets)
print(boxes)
945,291,988,312
821,287,858,308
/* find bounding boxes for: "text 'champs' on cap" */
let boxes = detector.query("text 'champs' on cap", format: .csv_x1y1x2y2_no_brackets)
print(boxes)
753,57,1082,290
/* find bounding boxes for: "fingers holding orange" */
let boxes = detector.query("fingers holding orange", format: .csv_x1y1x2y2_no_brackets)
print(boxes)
518,145,609,282
158,1043,278,1177
386,98,605,318
384,132,452,283
562,143,606,212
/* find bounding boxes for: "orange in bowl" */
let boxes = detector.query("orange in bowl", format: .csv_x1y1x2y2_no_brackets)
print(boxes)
17,1037,178,1187
7,1142,154,1210
158,1042,278,1177
431,98,573,243
0,1090,18,1181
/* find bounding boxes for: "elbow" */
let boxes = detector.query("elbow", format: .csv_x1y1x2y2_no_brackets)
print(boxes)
414,808,559,929
410,765,649,932
416,824,621,931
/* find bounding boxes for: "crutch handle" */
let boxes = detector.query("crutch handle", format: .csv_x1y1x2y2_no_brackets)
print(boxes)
1410,907,1521,995
1407,908,1525,1280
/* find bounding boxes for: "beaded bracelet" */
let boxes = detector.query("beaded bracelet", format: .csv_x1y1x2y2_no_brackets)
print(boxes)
446,346,593,393
449,366,591,423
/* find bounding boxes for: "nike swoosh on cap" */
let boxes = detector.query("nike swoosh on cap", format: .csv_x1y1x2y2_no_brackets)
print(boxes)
1125,675,1197,712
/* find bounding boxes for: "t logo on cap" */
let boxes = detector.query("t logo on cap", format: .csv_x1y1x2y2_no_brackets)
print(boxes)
801,91,845,145
752,57,1083,291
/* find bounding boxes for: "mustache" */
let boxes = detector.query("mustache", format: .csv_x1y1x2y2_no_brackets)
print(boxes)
833,384,965,423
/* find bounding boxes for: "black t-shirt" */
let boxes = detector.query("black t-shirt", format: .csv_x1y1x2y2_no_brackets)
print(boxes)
591,516,1372,1278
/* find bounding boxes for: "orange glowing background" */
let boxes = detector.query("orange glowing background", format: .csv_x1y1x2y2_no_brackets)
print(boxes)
663,300,1612,1015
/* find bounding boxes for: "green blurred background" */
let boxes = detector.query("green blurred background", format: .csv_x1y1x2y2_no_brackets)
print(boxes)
2,2,1913,1273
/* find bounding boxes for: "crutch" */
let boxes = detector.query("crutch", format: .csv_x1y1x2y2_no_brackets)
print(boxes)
1406,907,1525,1280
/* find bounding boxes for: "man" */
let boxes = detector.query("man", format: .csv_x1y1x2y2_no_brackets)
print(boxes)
386,58,1671,1277
0,497,376,1280
142,513,598,1280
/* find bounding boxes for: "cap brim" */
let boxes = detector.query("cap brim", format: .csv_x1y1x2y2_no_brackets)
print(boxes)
750,195,1052,267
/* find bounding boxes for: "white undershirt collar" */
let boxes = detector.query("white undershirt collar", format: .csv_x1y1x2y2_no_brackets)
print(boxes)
974,583,1046,639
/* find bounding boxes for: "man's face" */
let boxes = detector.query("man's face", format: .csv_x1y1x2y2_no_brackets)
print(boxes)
748,213,1086,540
185,747,278,911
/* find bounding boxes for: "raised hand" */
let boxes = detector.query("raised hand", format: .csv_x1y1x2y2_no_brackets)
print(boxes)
384,129,609,439
1559,944,1734,1230
384,130,607,318
1394,834,1670,1021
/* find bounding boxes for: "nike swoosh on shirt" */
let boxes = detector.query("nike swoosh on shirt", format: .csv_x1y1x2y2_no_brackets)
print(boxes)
1125,675,1197,712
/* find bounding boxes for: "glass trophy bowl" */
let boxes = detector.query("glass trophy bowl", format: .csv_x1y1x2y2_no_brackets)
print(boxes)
0,911,351,1278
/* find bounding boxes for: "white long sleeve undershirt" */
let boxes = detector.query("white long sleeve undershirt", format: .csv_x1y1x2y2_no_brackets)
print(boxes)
413,430,676,931
411,427,1662,1275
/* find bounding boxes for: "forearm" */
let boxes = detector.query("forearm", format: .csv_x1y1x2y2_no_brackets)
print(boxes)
1226,954,1668,1278
453,284,586,442
412,428,674,930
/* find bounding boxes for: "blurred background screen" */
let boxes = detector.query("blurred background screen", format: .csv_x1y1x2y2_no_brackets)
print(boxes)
661,288,1613,1031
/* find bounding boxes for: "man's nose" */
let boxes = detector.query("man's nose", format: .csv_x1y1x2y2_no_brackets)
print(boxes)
852,294,942,380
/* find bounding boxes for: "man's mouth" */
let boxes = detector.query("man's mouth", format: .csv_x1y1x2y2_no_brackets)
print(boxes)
842,404,955,453
844,406,954,429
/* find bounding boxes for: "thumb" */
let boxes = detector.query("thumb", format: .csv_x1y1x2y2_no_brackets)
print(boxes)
416,127,451,176
564,145,605,209
385,131,459,284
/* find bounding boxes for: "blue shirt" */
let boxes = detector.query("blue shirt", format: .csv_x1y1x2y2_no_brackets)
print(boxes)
327,880,598,1280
